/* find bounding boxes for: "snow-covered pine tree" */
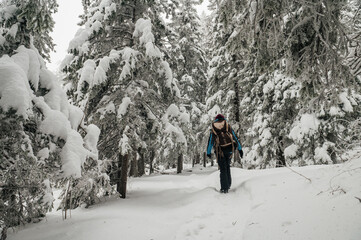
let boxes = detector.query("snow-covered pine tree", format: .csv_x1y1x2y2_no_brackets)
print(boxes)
340,0,361,148
61,0,187,189
208,0,361,168
0,1,108,237
282,0,361,166
167,0,208,166
205,0,247,166
224,0,301,168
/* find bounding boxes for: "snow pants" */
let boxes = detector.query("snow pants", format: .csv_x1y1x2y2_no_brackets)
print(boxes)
218,150,232,191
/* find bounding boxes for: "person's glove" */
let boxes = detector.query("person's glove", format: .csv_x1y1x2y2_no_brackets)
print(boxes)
239,149,243,158
207,153,211,159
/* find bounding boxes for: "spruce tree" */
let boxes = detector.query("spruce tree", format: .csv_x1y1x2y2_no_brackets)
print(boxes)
168,0,208,165
61,0,188,190
0,1,107,237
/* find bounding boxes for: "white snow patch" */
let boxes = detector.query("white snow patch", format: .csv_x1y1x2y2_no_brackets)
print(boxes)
329,106,344,116
117,97,132,118
34,98,71,140
79,59,96,89
8,154,361,240
263,79,274,94
0,55,32,117
41,179,54,209
289,113,320,142
314,143,333,164
12,46,41,91
60,130,89,178
339,92,353,112
68,105,84,130
284,144,299,159
119,127,131,155
37,148,50,161
134,18,162,58
7,23,18,38
119,47,138,80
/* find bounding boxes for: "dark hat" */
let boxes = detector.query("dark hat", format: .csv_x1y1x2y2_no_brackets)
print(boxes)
215,114,225,121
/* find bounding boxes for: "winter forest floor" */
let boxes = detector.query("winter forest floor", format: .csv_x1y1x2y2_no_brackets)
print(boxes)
7,152,361,240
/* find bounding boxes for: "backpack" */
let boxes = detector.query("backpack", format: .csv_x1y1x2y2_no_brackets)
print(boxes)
211,120,236,159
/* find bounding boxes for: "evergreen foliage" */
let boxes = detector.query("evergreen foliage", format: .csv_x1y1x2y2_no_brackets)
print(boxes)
2,1,361,237
0,1,108,237
206,0,361,168
0,0,58,60
168,0,209,165
61,0,197,185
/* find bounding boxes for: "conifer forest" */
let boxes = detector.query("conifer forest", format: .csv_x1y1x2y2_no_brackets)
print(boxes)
0,1,361,240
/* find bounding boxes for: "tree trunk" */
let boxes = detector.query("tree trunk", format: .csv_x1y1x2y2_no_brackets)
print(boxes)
149,150,154,174
138,148,145,176
234,148,242,167
1,226,7,240
116,154,122,193
129,151,138,177
119,154,129,198
234,81,240,123
203,152,206,167
276,137,286,167
177,153,183,174
192,154,195,167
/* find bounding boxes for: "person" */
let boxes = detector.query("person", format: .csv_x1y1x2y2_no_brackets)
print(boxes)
206,114,243,193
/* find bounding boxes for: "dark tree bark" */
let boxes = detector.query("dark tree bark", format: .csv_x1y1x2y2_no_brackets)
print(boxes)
177,153,183,174
276,137,286,167
149,150,154,174
234,79,240,123
129,151,138,177
1,227,7,240
203,152,206,167
138,148,145,176
116,154,122,193
196,153,200,164
119,154,129,198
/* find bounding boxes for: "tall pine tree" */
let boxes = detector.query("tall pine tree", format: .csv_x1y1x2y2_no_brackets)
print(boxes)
61,0,190,194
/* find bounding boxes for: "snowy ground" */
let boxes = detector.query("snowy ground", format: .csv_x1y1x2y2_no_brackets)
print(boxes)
8,153,361,240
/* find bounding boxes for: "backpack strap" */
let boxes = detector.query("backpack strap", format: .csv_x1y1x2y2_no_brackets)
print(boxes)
227,124,235,158
211,125,223,162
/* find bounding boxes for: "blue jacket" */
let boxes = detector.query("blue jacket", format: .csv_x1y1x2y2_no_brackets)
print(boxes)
206,120,242,156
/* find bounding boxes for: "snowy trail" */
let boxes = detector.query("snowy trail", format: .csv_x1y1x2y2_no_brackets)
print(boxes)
7,158,361,240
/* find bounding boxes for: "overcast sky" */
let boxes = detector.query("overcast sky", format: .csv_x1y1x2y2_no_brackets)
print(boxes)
48,0,210,72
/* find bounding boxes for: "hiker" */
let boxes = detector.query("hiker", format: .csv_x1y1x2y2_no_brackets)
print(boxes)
206,114,243,193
